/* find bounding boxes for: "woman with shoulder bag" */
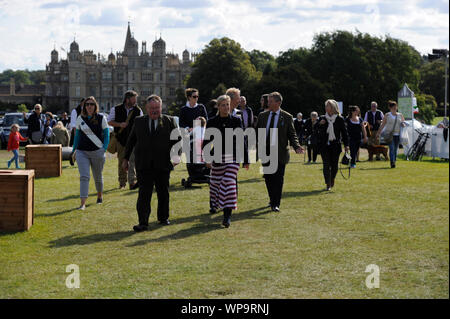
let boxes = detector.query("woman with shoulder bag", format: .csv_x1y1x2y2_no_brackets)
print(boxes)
317,99,349,191
376,101,406,168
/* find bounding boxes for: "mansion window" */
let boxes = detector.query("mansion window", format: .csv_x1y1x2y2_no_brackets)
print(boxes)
75,86,80,97
168,73,176,82
89,87,96,97
169,87,175,96
141,73,152,81
89,73,96,81
102,72,112,80
117,73,124,81
116,86,124,97
102,87,112,97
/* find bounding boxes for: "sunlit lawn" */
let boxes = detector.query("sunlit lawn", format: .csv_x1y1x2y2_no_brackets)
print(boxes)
0,147,448,298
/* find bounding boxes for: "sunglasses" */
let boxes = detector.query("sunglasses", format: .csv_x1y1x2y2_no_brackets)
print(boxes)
191,95,199,98
85,102,96,106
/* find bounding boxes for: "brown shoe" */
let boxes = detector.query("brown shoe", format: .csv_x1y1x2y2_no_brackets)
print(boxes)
119,184,126,190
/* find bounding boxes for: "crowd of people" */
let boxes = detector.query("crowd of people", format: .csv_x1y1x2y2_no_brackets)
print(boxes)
6,87,411,232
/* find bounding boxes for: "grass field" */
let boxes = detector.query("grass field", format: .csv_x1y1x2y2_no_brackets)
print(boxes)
0,147,448,298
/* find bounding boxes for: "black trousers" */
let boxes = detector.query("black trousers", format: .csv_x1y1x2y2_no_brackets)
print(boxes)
263,163,286,208
349,139,360,165
320,144,341,185
136,169,170,226
307,144,319,162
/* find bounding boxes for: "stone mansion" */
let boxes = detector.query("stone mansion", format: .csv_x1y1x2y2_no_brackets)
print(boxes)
44,23,195,112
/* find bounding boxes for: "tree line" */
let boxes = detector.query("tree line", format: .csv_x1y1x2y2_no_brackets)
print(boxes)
182,30,447,124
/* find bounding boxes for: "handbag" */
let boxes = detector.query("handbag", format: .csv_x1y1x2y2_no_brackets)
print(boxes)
340,151,351,180
380,115,398,145
107,132,117,154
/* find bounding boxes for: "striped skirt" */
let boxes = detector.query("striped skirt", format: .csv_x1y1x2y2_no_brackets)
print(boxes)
209,155,240,210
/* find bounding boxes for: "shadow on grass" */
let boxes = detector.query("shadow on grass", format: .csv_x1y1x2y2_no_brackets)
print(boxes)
358,167,391,171
36,203,97,217
283,189,327,198
45,188,117,203
47,206,270,248
48,231,136,248
127,206,271,247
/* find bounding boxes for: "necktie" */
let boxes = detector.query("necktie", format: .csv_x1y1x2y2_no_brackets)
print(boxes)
151,119,155,135
266,112,276,147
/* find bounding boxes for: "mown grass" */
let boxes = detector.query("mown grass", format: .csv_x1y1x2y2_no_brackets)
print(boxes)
0,147,448,298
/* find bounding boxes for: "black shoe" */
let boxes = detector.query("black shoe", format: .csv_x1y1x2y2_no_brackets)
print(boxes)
133,224,148,232
129,182,139,190
391,162,396,168
271,206,280,212
222,217,231,228
69,151,75,166
96,197,103,204
209,207,217,214
159,220,170,226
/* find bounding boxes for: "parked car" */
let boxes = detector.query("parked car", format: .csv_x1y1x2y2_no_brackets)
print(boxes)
0,112,30,149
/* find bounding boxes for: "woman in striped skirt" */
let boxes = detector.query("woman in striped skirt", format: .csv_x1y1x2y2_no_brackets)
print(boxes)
203,95,249,228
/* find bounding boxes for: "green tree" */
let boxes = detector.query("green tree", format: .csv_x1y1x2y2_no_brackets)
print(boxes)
419,59,446,115
247,49,276,74
17,104,28,113
415,93,438,124
186,37,260,103
167,88,186,116
0,69,32,85
307,31,422,114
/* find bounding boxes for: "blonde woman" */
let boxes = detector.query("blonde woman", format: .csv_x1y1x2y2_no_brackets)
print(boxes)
317,99,349,191
203,95,249,227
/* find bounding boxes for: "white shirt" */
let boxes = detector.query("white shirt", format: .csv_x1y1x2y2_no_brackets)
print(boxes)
69,108,78,130
266,109,281,146
186,102,198,108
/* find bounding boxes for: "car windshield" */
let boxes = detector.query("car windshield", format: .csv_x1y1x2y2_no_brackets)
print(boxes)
3,115,25,127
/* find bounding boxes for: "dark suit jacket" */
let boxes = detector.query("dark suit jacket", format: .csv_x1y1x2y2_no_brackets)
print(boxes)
256,109,300,165
316,115,349,151
124,115,180,171
237,106,254,128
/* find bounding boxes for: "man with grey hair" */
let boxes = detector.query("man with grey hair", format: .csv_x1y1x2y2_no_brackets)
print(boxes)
256,92,304,212
123,95,180,232
364,101,384,160
226,87,242,119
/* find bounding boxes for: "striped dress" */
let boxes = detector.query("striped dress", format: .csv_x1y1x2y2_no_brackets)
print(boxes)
209,154,240,210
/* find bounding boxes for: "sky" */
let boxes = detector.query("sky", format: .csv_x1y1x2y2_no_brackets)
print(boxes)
0,0,448,71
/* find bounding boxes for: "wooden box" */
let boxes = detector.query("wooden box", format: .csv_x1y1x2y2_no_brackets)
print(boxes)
0,170,35,231
25,144,62,178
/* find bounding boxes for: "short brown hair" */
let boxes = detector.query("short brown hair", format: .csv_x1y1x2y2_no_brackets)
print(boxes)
123,90,138,104
185,88,198,99
269,92,283,104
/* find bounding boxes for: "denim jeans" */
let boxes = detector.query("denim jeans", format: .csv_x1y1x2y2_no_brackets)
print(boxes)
8,149,20,168
389,135,400,164
76,148,105,198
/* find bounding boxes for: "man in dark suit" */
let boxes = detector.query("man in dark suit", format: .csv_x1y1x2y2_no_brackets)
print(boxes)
123,95,181,232
256,92,304,212
238,96,254,129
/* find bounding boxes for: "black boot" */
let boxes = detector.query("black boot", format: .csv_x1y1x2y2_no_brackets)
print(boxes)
222,208,231,228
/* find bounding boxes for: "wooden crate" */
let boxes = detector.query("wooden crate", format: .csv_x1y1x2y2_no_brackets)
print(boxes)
25,144,62,178
0,170,35,231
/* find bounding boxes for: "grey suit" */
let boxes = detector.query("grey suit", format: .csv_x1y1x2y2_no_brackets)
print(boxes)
256,108,300,208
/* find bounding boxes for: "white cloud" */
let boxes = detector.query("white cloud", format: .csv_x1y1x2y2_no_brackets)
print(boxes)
0,0,448,71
